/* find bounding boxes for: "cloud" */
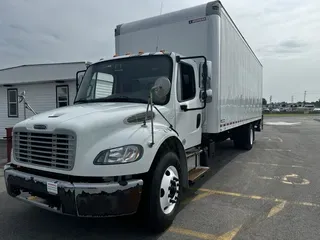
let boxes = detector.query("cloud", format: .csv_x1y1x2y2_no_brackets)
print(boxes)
279,39,306,49
0,0,171,66
257,39,309,59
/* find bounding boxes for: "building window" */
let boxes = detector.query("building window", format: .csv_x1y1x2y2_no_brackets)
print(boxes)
177,63,196,102
56,85,69,108
7,88,18,118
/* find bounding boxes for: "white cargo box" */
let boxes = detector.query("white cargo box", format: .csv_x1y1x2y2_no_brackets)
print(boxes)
115,1,263,134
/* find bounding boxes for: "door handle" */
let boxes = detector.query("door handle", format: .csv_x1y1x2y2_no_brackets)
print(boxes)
180,104,188,111
196,114,201,128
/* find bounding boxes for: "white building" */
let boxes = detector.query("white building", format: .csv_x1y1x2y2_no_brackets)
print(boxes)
0,62,87,138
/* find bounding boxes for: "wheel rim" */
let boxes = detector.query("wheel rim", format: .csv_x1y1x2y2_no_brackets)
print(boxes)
159,165,180,215
250,127,253,145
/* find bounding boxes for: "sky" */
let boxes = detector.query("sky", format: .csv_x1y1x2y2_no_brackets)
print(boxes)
1,0,320,102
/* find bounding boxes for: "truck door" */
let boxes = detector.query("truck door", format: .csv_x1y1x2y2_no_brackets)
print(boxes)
175,60,203,149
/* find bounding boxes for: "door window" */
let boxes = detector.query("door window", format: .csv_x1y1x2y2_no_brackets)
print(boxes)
177,63,196,102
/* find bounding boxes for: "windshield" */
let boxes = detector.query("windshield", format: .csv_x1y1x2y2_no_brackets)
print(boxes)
74,55,173,105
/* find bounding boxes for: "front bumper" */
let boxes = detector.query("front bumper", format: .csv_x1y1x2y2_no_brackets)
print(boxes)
4,164,143,217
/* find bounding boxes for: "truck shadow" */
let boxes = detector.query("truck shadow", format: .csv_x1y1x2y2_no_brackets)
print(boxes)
210,139,246,172
6,206,156,239
179,139,246,207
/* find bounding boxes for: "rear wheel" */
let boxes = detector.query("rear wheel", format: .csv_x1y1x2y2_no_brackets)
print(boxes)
256,116,263,132
233,124,254,150
139,152,182,233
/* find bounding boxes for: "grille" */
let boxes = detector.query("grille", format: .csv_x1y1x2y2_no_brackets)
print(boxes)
13,131,76,170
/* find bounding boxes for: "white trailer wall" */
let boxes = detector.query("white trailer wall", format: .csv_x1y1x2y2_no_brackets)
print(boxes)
115,1,263,134
216,8,263,133
115,4,208,58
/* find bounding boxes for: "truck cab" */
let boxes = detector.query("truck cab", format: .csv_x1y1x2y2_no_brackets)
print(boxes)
4,51,211,232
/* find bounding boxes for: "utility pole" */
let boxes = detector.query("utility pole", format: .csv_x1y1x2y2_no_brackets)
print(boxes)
291,95,294,104
269,95,272,104
155,1,164,52
303,91,306,106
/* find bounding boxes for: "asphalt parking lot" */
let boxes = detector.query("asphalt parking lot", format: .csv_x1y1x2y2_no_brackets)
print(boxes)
0,115,320,239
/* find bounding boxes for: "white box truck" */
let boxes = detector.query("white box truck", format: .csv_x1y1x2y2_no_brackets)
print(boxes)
4,0,263,233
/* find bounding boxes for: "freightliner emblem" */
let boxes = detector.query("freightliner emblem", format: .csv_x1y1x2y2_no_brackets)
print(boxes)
34,124,47,130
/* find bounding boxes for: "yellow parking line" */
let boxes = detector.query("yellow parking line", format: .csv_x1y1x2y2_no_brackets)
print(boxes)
267,201,287,218
181,191,215,205
197,188,320,208
217,225,242,240
191,192,214,202
235,161,307,169
169,226,242,240
169,227,218,240
291,201,320,207
174,189,319,239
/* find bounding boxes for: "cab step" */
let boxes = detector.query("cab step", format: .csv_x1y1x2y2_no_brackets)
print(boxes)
186,147,203,171
188,167,210,183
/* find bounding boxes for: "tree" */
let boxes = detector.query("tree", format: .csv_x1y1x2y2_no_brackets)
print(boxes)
262,98,267,106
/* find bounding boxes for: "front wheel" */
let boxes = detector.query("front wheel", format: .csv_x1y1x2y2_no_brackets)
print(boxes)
139,152,182,233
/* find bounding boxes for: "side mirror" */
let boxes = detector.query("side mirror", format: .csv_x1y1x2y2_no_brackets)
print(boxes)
79,74,84,82
76,70,86,92
199,61,213,103
180,103,189,111
78,74,84,87
151,77,171,99
200,89,213,103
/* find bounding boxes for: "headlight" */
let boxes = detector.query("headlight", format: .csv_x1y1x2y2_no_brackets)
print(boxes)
93,145,143,165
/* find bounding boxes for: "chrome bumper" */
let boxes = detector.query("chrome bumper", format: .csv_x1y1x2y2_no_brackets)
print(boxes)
4,164,143,217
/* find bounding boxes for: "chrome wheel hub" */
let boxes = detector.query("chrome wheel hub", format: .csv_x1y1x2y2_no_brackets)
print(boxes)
250,128,253,145
159,166,180,215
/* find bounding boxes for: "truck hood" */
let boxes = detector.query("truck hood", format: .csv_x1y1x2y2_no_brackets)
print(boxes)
15,102,154,132
11,101,177,177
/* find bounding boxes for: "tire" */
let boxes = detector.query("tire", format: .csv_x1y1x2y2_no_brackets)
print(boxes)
256,116,263,131
243,124,254,150
139,151,182,233
233,124,254,150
